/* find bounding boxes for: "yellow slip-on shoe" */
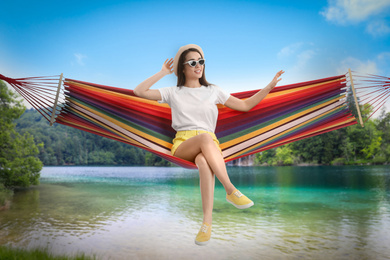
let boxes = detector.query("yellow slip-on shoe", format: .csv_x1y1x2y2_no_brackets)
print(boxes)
226,189,254,209
195,222,211,246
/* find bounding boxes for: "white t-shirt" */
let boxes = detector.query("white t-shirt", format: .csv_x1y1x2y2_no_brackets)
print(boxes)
158,85,230,133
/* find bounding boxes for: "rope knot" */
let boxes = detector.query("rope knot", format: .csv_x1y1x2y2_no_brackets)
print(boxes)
0,74,19,85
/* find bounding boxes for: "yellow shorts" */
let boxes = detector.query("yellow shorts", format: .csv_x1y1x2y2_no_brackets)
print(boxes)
171,130,222,156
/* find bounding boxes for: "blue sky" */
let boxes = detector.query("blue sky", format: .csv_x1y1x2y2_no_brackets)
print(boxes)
1,0,390,109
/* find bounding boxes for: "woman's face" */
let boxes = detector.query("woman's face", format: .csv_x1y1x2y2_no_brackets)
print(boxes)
183,51,204,81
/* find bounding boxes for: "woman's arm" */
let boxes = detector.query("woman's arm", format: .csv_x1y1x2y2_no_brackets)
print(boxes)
133,58,174,100
224,70,284,112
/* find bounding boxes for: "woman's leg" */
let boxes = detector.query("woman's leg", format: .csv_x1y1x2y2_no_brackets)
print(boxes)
174,133,235,195
195,153,215,224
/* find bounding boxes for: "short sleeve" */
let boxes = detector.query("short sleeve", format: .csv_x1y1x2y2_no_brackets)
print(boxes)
158,86,174,104
214,85,231,105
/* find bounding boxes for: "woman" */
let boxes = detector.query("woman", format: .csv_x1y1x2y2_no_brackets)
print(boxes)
134,44,283,245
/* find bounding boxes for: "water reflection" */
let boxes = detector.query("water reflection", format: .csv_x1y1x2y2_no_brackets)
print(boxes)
226,166,390,190
0,166,389,259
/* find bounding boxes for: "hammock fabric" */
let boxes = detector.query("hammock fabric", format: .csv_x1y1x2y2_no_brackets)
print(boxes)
1,72,389,169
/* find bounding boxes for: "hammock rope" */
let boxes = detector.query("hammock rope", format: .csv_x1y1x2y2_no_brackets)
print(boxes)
0,74,66,123
347,71,390,122
1,71,388,169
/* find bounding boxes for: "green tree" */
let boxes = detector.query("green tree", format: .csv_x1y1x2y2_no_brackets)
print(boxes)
289,130,344,165
88,150,115,165
145,152,172,166
254,148,276,166
0,80,43,188
275,145,295,165
377,108,390,163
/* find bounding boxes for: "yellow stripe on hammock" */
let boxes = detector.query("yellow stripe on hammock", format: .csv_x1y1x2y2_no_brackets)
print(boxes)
67,106,147,148
66,80,171,110
70,100,173,149
224,105,350,160
255,117,356,153
264,78,345,98
220,95,345,150
217,77,345,111
58,117,135,145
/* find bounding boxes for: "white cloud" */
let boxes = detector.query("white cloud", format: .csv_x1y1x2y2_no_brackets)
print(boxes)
277,42,304,58
321,5,348,24
293,50,316,71
321,0,390,36
377,52,390,60
278,43,316,75
74,53,87,66
337,57,378,75
366,20,390,36
337,52,390,78
321,0,390,23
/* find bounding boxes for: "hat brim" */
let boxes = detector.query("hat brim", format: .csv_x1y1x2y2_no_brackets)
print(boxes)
173,44,204,76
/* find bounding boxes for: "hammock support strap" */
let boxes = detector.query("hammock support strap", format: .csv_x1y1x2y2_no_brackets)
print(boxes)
348,68,364,127
50,73,63,126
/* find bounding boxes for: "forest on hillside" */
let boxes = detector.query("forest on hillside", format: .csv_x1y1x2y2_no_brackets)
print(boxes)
15,107,390,166
15,109,170,166
255,107,390,166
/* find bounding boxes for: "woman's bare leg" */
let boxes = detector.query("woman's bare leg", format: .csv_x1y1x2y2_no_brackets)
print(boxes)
174,133,235,194
195,153,215,224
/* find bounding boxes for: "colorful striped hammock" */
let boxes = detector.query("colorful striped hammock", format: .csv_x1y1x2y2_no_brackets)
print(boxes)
1,71,389,168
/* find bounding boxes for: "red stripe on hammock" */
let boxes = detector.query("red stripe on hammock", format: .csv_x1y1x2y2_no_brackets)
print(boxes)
224,118,357,163
218,80,346,120
231,75,346,99
57,116,197,169
64,83,172,120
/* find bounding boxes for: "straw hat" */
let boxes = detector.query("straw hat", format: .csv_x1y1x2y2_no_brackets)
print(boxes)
173,44,204,76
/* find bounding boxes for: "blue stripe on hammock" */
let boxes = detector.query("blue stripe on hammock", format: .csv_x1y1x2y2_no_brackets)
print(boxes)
217,88,346,138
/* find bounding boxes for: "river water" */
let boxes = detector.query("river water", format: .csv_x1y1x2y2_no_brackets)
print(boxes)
0,166,389,259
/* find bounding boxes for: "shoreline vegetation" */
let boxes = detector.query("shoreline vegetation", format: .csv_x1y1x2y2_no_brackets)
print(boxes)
1,81,43,210
0,246,96,260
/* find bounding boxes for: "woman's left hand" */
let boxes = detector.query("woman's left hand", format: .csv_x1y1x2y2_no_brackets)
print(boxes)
268,70,285,90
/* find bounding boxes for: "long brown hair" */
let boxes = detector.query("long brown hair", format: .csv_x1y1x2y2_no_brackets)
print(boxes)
176,48,212,87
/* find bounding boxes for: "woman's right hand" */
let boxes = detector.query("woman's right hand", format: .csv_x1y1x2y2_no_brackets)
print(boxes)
268,70,284,90
162,58,174,75
134,59,173,100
